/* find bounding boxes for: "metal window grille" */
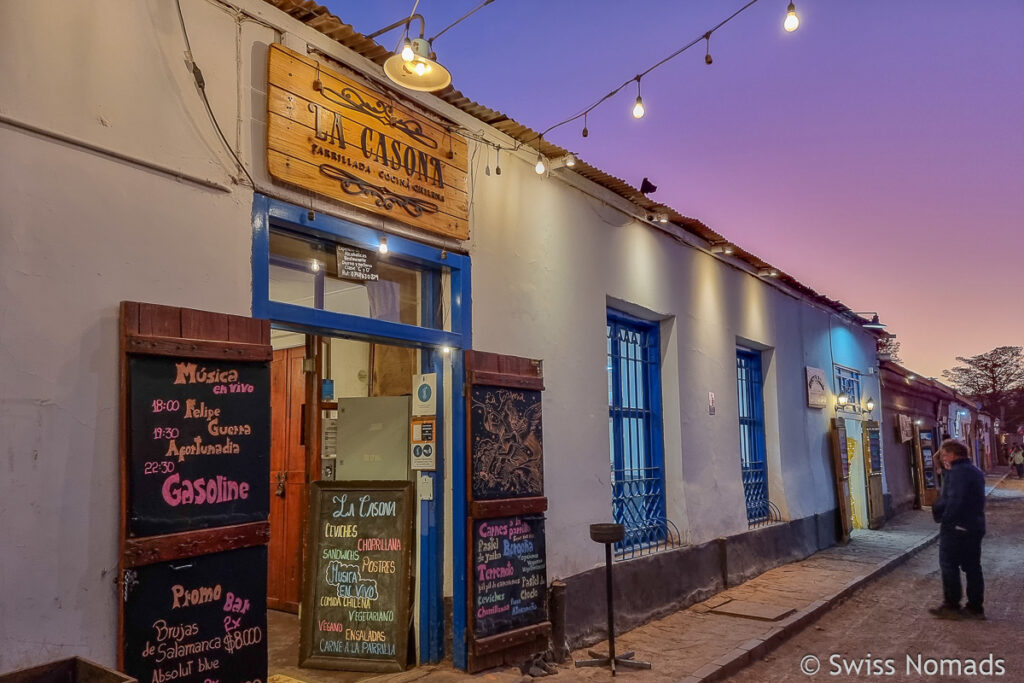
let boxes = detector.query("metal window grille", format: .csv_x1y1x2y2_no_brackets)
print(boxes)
607,312,678,558
834,365,862,409
737,349,775,526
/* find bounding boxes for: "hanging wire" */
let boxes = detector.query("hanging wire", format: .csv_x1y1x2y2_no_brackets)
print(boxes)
532,0,761,143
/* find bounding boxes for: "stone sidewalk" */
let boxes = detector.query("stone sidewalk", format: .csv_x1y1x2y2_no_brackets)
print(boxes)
282,469,1010,683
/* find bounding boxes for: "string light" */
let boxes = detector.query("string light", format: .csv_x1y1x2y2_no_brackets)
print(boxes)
632,78,646,119
533,0,763,143
704,32,713,65
400,38,414,62
784,1,799,32
535,152,547,174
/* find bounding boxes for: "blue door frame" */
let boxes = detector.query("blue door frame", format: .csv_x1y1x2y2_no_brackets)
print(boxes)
251,195,471,666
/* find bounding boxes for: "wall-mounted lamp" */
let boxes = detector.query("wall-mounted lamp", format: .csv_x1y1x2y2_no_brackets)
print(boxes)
906,374,916,382
863,397,875,413
835,391,850,410
914,419,923,426
851,312,887,330
711,243,735,255
546,154,577,171
758,267,779,278
310,259,321,273
368,14,452,92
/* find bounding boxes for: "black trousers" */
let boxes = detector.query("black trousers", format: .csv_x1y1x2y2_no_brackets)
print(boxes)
938,529,984,610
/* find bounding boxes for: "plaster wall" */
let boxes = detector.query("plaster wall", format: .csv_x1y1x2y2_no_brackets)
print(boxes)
465,148,881,579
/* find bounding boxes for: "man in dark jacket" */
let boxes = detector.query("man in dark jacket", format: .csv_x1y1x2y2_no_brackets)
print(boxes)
929,439,986,620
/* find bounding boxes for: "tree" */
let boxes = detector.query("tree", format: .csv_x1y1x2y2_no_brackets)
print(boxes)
942,346,1024,424
877,336,902,364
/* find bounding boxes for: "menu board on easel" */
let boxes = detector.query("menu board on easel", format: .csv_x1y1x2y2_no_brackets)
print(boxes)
465,351,550,674
299,481,414,672
118,302,272,683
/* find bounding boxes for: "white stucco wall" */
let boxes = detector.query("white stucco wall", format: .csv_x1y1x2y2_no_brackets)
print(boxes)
0,0,882,670
465,152,881,578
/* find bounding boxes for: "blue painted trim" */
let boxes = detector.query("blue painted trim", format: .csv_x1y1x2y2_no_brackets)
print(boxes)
250,194,473,668
451,350,467,669
261,301,463,349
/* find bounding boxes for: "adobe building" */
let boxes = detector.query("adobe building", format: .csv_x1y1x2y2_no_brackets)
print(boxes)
1,0,889,677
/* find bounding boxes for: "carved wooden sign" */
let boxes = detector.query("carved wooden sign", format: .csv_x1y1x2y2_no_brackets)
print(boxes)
267,44,469,240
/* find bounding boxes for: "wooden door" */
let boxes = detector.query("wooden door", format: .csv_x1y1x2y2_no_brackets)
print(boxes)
268,345,308,612
829,418,852,544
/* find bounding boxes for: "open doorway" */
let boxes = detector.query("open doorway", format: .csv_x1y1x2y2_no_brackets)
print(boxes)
266,330,433,678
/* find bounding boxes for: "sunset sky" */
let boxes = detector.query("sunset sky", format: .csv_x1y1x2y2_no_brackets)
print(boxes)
323,0,1024,380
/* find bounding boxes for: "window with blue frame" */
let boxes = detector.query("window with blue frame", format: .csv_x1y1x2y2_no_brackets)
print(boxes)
736,348,771,525
607,310,668,557
834,365,862,410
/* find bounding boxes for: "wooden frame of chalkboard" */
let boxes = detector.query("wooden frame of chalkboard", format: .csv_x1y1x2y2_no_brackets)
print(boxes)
117,301,273,678
299,480,415,672
464,351,551,673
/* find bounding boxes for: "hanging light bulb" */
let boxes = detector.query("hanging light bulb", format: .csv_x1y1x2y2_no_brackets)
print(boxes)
582,112,589,138
632,78,645,119
535,153,547,175
379,235,389,254
494,147,502,175
400,38,414,62
784,2,800,32
704,33,713,65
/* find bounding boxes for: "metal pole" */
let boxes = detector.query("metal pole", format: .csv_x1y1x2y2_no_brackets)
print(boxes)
606,541,616,675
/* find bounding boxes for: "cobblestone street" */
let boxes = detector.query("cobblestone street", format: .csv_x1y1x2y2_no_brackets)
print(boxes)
730,474,1024,682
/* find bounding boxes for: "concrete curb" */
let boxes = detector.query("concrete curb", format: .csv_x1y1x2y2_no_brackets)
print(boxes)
697,476,1011,682
695,530,940,682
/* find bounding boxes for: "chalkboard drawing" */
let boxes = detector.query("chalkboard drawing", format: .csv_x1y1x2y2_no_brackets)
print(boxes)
325,562,379,600
471,387,543,500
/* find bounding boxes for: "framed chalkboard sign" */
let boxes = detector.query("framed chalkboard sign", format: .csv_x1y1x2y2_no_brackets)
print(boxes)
865,423,882,473
470,385,544,500
472,514,548,638
300,481,415,672
122,545,268,683
128,355,270,536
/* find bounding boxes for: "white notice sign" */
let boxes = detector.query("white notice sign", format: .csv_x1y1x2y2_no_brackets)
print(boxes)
412,373,436,416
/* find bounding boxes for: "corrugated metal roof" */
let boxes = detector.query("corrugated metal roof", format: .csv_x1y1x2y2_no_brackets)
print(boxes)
261,0,875,323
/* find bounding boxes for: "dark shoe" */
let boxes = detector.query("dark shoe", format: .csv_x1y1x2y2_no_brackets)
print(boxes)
962,606,986,620
929,604,962,620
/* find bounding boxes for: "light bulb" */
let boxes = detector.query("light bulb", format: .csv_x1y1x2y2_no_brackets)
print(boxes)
310,260,320,272
441,345,451,354
784,2,799,32
413,61,427,76
632,96,645,119
401,40,414,62
565,154,576,167
379,236,389,254
535,155,547,174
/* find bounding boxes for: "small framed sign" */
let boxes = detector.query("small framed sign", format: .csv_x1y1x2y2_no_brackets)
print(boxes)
336,245,379,282
806,367,827,408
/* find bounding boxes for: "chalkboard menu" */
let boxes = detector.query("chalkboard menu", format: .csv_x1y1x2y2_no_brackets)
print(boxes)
123,545,267,683
128,355,270,536
866,425,882,473
472,514,547,639
300,481,414,672
470,386,544,500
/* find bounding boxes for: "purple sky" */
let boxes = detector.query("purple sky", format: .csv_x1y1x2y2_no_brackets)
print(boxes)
322,0,1024,380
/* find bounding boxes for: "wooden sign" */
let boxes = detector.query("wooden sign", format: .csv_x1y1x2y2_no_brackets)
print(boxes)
118,302,271,679
472,515,548,639
267,44,469,240
300,481,414,672
128,356,270,536
470,386,544,500
122,546,267,683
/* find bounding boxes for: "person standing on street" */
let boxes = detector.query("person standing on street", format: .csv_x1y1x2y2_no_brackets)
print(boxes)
929,439,986,620
1009,445,1024,479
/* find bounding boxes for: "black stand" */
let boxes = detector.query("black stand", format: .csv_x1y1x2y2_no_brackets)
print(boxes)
574,523,652,676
